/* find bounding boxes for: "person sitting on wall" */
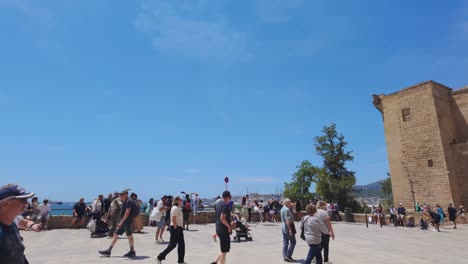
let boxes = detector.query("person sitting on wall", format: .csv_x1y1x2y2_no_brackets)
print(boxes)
397,203,407,227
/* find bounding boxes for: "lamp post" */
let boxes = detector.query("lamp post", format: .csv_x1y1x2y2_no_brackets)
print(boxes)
408,175,416,211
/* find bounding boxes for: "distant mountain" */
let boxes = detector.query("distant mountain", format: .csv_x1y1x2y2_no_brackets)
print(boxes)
353,180,385,198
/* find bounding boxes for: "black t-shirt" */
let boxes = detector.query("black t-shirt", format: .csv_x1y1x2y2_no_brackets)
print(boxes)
104,198,112,212
296,201,302,211
429,211,441,223
448,207,457,219
216,201,231,234
121,199,134,224
73,202,87,217
0,223,26,264
397,207,406,215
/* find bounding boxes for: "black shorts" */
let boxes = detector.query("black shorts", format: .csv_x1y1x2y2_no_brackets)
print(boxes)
116,222,132,236
217,232,230,253
183,212,190,221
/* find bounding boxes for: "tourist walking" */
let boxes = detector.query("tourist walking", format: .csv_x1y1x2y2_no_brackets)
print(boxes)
0,184,39,264
269,200,277,222
317,201,335,263
448,203,457,229
71,197,87,228
389,205,396,226
99,189,137,258
426,209,441,232
459,205,466,224
107,193,121,237
302,204,330,264
156,196,187,264
436,204,445,224
210,190,232,264
145,198,154,225
155,195,168,242
281,198,296,262
182,194,191,231
192,193,200,224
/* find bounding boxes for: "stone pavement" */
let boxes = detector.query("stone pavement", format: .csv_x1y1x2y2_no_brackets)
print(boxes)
22,222,468,264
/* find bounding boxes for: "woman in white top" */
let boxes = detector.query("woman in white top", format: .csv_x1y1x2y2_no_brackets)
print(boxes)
156,196,187,264
301,204,329,264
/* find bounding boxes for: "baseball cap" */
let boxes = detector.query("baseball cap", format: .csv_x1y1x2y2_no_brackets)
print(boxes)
222,190,231,198
0,184,35,202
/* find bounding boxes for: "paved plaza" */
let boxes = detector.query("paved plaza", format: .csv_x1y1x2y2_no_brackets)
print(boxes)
22,222,468,264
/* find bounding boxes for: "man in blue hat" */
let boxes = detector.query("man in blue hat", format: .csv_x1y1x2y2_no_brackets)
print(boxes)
0,183,40,264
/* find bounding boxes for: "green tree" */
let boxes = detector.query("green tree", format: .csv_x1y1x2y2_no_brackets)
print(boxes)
283,160,319,203
314,124,356,210
381,172,393,207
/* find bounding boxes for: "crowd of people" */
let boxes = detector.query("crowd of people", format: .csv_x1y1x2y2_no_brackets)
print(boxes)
370,202,466,231
4,182,468,264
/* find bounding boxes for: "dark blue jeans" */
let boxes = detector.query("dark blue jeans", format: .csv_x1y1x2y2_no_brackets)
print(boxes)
282,232,296,259
304,243,322,264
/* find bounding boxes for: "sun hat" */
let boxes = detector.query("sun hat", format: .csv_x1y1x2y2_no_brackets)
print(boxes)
120,189,130,195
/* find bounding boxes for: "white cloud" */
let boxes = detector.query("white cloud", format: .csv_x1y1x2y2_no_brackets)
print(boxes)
134,0,250,61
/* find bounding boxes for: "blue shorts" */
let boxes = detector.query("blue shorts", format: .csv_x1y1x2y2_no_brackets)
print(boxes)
157,217,166,228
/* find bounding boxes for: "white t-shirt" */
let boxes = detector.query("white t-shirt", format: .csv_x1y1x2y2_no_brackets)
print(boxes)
315,208,330,232
170,206,183,227
38,203,51,215
156,200,166,218
91,199,103,213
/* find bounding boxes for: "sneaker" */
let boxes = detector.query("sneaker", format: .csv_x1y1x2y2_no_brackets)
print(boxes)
155,257,162,264
123,250,136,258
98,250,111,257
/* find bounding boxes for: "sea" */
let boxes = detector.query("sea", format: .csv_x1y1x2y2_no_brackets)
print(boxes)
50,202,80,216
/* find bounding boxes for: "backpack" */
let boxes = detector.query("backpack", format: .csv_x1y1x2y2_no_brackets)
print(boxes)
130,201,141,218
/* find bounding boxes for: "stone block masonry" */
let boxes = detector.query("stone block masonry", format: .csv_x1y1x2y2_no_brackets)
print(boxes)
373,81,468,209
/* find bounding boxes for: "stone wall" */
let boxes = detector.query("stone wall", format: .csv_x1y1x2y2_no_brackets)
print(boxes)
46,211,465,229
375,81,468,208
48,211,278,229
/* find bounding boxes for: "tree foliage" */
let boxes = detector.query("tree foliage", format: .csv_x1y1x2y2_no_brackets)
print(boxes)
314,124,356,210
283,160,319,203
381,172,393,206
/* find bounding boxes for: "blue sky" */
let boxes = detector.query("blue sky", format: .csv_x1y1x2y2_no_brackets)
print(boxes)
1,0,467,202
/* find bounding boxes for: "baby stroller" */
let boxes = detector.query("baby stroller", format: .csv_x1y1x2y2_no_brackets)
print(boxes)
232,215,253,242
88,213,109,238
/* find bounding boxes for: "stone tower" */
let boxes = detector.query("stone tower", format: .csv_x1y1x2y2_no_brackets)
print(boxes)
373,80,468,209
